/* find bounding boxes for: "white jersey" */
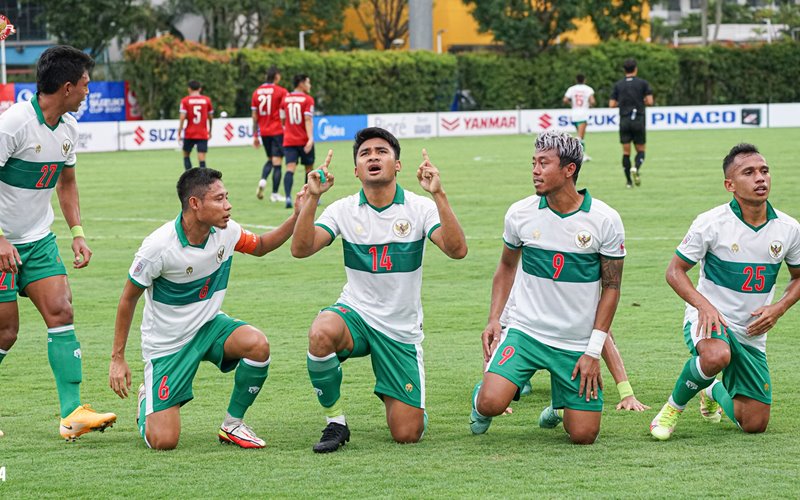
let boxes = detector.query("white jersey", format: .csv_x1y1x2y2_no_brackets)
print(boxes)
315,186,441,344
676,199,800,353
503,190,625,351
128,215,249,361
0,95,78,244
564,84,594,123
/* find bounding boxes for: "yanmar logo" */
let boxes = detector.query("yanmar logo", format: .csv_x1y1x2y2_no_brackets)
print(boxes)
538,113,552,129
462,116,516,130
134,126,145,145
224,123,234,141
441,117,459,131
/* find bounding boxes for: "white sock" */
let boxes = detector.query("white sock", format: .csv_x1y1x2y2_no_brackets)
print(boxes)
223,412,242,427
705,380,720,400
667,396,686,411
326,415,346,426
258,179,267,187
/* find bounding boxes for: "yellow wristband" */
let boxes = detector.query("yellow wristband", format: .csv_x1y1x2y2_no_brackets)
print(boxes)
617,380,634,400
70,225,85,239
0,226,4,237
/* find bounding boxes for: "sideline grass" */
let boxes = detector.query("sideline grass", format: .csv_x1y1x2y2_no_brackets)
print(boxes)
1,128,800,498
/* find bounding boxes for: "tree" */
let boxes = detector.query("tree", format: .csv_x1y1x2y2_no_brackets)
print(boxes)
584,0,647,42
352,0,409,50
462,0,584,57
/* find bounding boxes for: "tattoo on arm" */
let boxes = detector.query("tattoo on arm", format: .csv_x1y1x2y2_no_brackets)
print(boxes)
600,257,623,290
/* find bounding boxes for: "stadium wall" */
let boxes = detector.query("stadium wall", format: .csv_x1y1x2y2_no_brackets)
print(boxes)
79,103,795,154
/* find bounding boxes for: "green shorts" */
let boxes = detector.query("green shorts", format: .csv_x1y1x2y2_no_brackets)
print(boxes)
487,328,603,412
141,313,247,416
683,321,771,404
0,232,66,302
325,303,425,409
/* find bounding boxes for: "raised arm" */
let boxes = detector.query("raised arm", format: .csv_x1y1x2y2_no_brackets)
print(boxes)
109,280,145,399
418,149,467,260
291,150,335,258
241,186,308,257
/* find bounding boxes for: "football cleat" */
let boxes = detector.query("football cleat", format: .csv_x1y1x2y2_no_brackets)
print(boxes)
469,382,492,435
285,196,293,209
650,402,682,441
631,167,641,186
312,422,350,453
256,184,265,200
60,404,117,441
270,192,282,203
538,405,564,429
699,390,722,423
219,421,266,449
520,380,532,396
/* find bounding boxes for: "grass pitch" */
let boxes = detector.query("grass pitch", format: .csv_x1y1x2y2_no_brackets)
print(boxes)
2,128,800,498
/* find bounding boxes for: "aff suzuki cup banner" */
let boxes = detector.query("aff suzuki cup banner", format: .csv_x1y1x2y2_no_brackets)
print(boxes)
521,104,768,134
119,118,254,151
71,81,126,122
368,113,437,139
437,110,520,137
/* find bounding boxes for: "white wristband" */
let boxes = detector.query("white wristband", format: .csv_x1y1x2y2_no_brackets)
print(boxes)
585,329,608,359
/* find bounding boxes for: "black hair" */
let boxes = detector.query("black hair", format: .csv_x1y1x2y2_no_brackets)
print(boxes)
36,45,95,95
353,127,401,163
576,73,586,84
293,74,309,88
188,80,202,91
623,58,637,73
266,65,280,83
722,143,760,175
177,168,223,211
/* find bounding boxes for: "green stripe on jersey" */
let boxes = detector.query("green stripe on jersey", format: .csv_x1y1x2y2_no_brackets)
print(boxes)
521,246,600,283
0,157,66,190
343,238,424,274
152,257,233,305
703,252,780,294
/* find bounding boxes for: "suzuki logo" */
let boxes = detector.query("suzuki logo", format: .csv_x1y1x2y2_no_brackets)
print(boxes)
538,113,552,129
134,126,145,145
224,123,234,141
441,117,460,131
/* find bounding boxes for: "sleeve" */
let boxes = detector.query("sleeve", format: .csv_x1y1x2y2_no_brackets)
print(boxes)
65,123,78,166
314,201,340,242
0,130,17,167
179,97,187,114
645,80,654,96
785,224,800,268
588,86,595,97
421,198,441,241
675,216,709,265
207,97,214,115
599,212,626,259
127,238,163,289
610,82,619,101
564,87,572,99
305,96,315,116
502,206,523,250
250,90,258,111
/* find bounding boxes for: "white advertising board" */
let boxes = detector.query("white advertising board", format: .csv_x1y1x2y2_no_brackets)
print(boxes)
75,122,120,153
367,113,437,139
768,103,800,128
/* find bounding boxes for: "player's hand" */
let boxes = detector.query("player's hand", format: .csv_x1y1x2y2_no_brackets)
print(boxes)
303,140,314,154
307,149,334,196
696,303,727,339
293,184,309,215
747,303,785,337
616,395,650,411
572,354,603,402
481,319,503,363
71,237,92,269
253,136,260,148
109,357,132,399
0,236,22,274
208,131,212,140
417,149,442,194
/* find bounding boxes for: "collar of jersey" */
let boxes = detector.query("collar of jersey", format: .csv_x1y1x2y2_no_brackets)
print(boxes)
359,185,405,212
729,198,777,232
32,93,64,131
175,213,216,248
538,188,592,217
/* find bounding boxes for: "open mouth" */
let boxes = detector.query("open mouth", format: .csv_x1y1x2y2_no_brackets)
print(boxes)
367,164,381,174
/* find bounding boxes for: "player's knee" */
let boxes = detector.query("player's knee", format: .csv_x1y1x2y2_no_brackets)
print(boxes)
568,428,599,445
146,428,180,450
48,298,74,326
700,348,730,374
308,325,337,356
390,422,424,444
476,392,506,418
740,416,769,434
246,333,270,362
0,320,19,348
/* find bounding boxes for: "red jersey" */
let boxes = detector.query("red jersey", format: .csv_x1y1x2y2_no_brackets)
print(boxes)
179,94,214,140
282,92,315,147
251,83,287,137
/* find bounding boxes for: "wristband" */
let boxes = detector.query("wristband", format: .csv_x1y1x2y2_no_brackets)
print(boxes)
585,329,607,359
315,168,326,184
0,226,3,237
617,380,634,400
70,225,85,239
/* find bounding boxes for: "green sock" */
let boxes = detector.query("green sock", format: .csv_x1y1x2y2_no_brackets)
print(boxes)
227,358,270,419
670,356,714,407
711,381,741,429
0,348,7,365
307,352,343,412
47,326,82,418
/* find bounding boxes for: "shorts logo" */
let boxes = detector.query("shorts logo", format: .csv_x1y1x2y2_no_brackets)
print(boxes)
186,266,193,275
248,386,260,395
335,306,350,314
731,243,739,253
405,383,414,393
62,140,72,157
73,348,82,359
314,387,323,397
575,230,592,249
769,241,783,259
393,219,411,238
764,383,770,392
216,245,225,263
132,260,144,276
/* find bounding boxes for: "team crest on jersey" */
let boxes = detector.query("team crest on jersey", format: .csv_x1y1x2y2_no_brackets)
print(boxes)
532,229,541,240
731,243,739,253
185,266,193,275
216,245,225,263
61,140,72,157
769,241,783,259
393,219,412,237
35,144,42,154
574,230,592,249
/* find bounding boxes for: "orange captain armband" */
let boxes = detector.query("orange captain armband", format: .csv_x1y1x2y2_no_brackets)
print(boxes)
235,229,259,254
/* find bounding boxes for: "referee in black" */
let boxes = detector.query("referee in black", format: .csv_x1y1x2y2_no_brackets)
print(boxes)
609,58,653,188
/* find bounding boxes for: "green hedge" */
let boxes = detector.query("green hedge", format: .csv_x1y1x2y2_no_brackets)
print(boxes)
124,37,800,118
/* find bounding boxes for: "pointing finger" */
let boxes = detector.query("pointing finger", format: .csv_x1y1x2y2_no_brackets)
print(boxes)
322,149,333,169
422,148,430,163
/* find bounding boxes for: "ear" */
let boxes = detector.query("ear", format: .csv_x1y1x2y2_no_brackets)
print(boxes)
188,195,201,210
564,162,577,179
724,178,735,193
395,160,401,173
